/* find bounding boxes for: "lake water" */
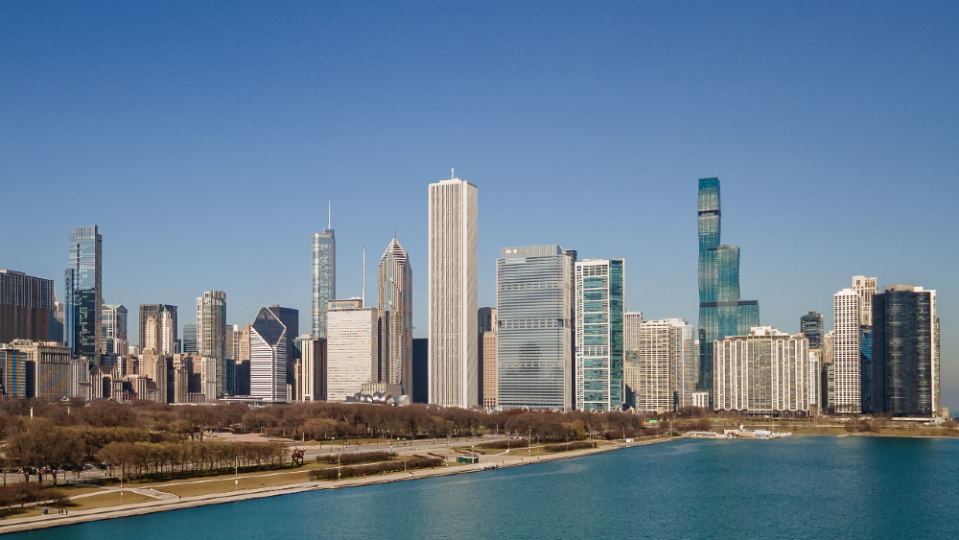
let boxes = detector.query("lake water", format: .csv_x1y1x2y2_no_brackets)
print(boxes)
10,436,959,540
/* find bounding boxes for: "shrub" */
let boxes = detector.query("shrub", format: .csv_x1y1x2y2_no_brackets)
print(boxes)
309,456,442,480
316,451,394,465
543,441,596,452
476,440,517,450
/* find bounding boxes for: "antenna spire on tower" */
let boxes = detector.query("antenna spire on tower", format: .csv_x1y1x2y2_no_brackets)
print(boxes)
451,167,454,179
328,201,331,229
362,245,366,306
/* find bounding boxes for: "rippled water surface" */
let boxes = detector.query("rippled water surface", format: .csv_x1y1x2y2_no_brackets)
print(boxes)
10,436,959,540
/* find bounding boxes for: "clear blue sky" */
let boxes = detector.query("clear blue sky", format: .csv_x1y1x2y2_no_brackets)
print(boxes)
2,2,957,408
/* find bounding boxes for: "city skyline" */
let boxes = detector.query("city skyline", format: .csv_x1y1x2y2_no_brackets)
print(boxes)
1,3,956,409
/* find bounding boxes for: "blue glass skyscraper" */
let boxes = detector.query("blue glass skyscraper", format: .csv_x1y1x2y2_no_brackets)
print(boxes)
65,225,102,365
312,204,336,338
697,178,759,404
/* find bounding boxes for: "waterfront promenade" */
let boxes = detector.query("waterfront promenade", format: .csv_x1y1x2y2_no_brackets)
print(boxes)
0,437,673,535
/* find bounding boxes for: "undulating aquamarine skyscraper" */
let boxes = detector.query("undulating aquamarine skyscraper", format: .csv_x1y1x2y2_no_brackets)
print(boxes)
575,258,624,411
312,205,336,338
697,178,759,405
65,225,102,365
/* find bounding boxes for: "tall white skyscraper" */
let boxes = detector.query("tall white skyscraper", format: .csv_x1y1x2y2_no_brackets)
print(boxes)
852,276,878,327
624,317,698,413
834,288,861,413
326,299,378,401
427,174,478,408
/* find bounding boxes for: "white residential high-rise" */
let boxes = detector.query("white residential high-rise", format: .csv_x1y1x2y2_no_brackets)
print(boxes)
327,299,378,401
427,174,478,408
300,336,327,401
834,288,861,413
713,326,810,414
624,317,698,413
852,276,877,327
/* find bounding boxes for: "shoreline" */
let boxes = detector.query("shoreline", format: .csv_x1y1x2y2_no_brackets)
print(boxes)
0,437,676,535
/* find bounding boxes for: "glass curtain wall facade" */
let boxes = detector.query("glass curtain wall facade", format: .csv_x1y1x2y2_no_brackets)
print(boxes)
800,311,825,350
496,245,575,411
377,237,413,394
197,291,227,396
312,217,336,338
250,306,289,403
0,270,56,345
697,178,759,405
871,285,939,416
100,304,127,356
65,225,102,365
575,259,624,411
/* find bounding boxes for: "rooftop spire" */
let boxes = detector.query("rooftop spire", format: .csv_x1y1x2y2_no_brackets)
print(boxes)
328,201,331,229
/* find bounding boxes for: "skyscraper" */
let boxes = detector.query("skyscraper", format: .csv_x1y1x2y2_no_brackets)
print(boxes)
326,299,378,401
299,336,327,401
0,270,57,345
575,259,625,411
312,206,336,338
101,304,128,357
496,245,576,411
713,327,810,415
800,311,825,350
624,317,698,413
834,288,861,413
871,285,939,416
250,306,290,403
65,225,102,364
197,291,227,396
697,178,760,405
852,276,878,327
140,304,178,356
427,174,478,408
182,322,197,354
377,236,413,394
265,305,298,396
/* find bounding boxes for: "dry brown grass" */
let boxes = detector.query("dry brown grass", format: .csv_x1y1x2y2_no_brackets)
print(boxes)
68,492,154,510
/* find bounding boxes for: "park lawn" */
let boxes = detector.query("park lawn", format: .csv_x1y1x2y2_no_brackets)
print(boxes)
59,485,111,497
0,508,43,520
160,471,315,497
69,492,154,510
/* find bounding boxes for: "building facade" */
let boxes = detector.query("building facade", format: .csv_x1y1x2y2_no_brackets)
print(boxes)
140,304,177,356
852,276,878,327
800,311,824,350
871,285,939,416
697,179,760,406
0,270,57,345
250,307,290,403
377,237,413,394
300,336,327,401
624,318,698,413
496,245,576,411
7,340,71,398
482,331,497,409
575,259,625,411
65,225,102,365
713,327,810,415
197,291,227,396
312,208,336,338
101,304,128,357
427,176,478,408
326,299,378,401
834,289,861,413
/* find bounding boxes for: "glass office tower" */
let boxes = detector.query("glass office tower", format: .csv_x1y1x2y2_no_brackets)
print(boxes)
312,206,336,338
65,225,102,365
197,291,227,396
697,178,759,405
575,258,624,411
497,245,575,411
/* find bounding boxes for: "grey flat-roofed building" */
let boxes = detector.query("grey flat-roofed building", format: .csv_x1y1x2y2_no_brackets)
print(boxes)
0,270,57,346
497,245,575,411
